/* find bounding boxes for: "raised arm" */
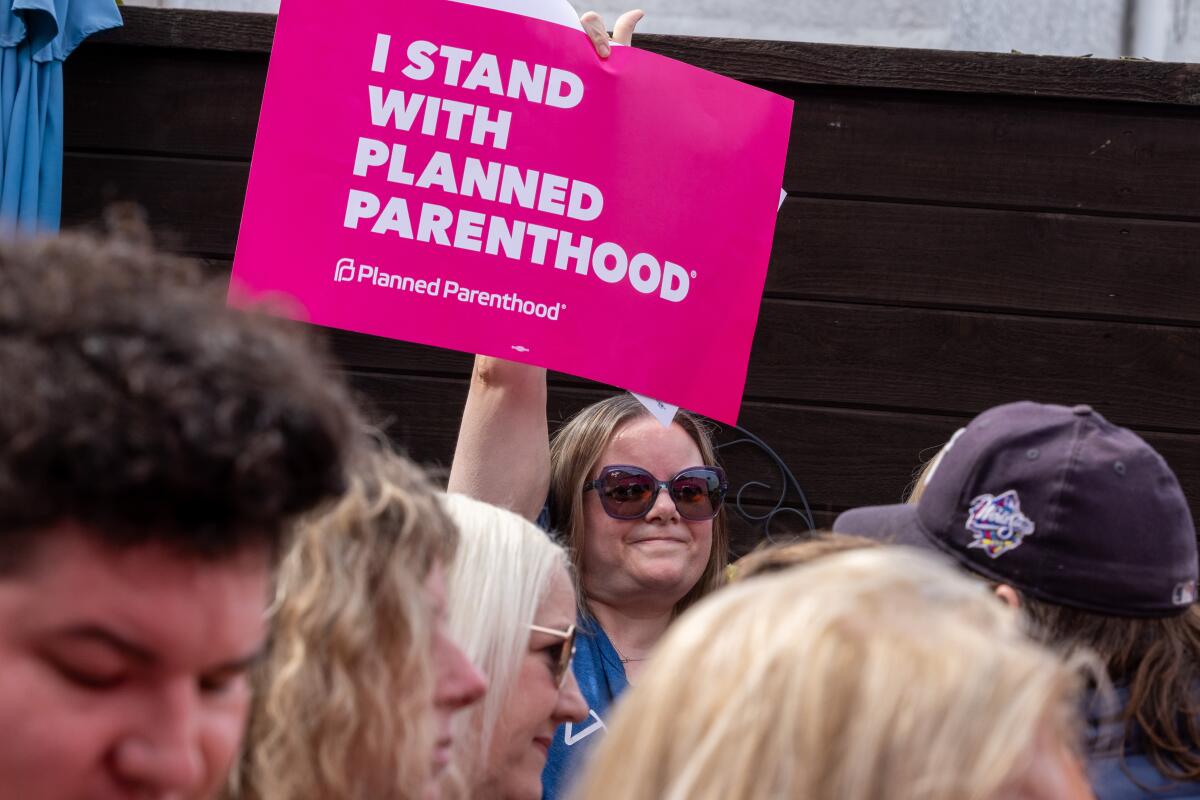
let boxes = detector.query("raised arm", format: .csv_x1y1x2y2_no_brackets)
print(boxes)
447,10,643,520
448,356,551,521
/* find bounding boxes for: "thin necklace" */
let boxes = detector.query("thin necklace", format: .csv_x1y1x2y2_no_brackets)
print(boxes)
613,643,648,664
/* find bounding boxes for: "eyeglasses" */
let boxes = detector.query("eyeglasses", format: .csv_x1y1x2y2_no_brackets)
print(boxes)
584,465,727,521
529,623,576,688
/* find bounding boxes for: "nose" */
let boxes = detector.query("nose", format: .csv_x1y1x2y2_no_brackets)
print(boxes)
553,669,589,725
434,633,487,711
643,481,679,524
111,681,205,795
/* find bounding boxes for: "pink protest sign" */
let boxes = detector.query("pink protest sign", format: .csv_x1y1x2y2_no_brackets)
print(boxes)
231,0,792,424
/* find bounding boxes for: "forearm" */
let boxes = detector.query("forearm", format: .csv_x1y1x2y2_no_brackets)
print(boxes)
447,355,551,521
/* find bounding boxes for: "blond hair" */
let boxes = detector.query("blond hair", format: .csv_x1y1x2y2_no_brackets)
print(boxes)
727,531,878,581
906,428,967,504
438,494,570,793
233,449,457,800
548,394,727,615
574,548,1089,800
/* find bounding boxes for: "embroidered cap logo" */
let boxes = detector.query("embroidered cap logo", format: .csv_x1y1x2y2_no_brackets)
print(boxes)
965,490,1035,559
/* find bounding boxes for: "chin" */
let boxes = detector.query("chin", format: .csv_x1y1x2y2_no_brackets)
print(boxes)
497,773,542,800
633,568,700,598
486,750,546,800
633,554,705,585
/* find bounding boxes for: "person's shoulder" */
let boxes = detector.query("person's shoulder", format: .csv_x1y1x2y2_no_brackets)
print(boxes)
1090,751,1200,800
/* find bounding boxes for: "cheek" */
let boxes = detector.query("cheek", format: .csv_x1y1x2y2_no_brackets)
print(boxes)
502,656,559,738
580,506,627,562
0,649,117,785
204,690,250,758
681,520,716,580
581,495,610,537
690,520,714,556
431,629,465,699
199,692,254,788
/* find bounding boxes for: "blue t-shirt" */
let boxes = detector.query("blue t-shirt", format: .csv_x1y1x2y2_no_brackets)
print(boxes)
541,616,628,800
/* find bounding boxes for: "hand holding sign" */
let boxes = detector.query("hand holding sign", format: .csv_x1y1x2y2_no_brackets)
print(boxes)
579,9,644,57
231,0,792,424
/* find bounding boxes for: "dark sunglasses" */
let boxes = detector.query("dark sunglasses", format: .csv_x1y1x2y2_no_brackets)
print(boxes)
584,465,728,521
529,623,577,688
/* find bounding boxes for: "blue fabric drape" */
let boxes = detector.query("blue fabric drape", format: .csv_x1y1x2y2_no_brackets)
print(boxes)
0,0,121,235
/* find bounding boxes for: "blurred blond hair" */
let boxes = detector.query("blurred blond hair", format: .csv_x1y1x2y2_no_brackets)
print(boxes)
232,448,456,800
727,531,878,581
574,547,1091,800
906,428,967,504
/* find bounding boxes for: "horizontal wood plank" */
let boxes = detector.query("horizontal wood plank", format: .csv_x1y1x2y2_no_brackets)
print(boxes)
93,7,1200,106
635,37,1200,107
65,46,266,161
97,6,278,53
344,371,1200,530
66,49,1200,218
746,301,1200,431
61,155,248,256
784,87,1200,219
772,198,1200,325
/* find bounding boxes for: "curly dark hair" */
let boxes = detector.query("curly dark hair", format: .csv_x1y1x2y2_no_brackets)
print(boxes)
0,218,359,571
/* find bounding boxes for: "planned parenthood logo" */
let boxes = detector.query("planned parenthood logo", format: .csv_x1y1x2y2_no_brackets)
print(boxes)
333,257,566,322
964,490,1035,559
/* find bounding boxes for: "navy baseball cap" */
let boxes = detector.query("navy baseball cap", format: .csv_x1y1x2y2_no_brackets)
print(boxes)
835,401,1198,617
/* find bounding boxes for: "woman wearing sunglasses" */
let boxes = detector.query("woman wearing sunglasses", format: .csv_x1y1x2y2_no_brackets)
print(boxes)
438,493,589,800
448,352,728,799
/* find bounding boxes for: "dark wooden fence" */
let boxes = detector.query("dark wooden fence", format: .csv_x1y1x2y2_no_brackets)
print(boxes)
63,7,1200,553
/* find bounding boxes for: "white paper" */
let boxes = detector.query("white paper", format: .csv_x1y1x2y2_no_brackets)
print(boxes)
779,188,787,210
447,0,584,30
631,392,680,428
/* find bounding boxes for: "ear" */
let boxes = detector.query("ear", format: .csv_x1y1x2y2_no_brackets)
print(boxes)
993,584,1022,610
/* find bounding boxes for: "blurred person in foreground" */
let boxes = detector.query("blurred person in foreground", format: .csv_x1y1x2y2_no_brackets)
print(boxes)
0,221,357,800
572,547,1097,800
439,494,588,799
836,401,1200,799
725,531,878,581
234,451,486,800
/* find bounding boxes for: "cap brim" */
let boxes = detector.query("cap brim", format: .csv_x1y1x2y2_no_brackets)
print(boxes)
833,503,936,551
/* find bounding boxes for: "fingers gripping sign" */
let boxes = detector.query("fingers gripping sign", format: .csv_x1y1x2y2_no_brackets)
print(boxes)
580,9,644,58
611,10,644,45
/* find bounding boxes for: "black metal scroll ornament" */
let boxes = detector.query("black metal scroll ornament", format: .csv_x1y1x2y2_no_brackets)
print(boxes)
715,424,816,542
